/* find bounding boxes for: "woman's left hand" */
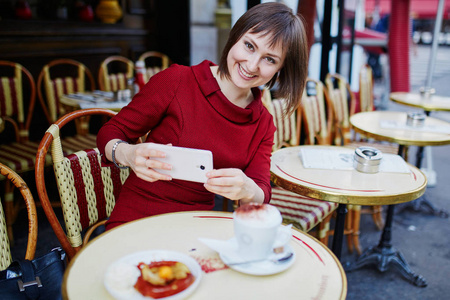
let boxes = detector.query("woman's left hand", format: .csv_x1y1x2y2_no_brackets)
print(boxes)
204,168,264,204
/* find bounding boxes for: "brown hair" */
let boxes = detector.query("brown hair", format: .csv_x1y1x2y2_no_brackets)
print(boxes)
218,2,308,116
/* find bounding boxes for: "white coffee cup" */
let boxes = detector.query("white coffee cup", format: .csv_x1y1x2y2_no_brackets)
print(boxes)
233,203,292,261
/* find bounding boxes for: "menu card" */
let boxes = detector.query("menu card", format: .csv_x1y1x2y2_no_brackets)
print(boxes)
299,148,411,173
379,120,450,134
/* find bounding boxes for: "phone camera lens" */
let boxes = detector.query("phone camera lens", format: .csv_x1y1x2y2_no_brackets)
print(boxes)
200,165,205,170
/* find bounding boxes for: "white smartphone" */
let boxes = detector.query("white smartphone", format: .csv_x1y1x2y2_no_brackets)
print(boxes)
146,143,213,183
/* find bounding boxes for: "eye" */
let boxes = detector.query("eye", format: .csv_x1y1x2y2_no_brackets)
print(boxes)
244,41,254,51
265,57,276,64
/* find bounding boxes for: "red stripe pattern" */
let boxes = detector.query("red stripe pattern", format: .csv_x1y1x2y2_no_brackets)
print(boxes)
56,148,129,246
270,187,338,232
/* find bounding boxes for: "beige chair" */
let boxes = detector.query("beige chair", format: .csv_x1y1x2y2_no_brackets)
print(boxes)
138,51,171,82
0,163,37,270
0,60,50,241
36,59,98,151
98,56,134,92
267,93,338,247
35,108,130,261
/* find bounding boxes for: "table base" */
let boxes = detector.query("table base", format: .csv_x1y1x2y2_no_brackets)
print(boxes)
397,196,449,218
344,205,427,287
344,245,427,287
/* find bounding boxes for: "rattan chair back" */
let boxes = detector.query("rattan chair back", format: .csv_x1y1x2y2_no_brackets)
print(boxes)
138,51,171,82
98,56,134,92
0,163,37,270
35,108,129,260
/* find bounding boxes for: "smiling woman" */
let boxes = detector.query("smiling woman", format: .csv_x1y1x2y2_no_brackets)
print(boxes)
96,2,309,230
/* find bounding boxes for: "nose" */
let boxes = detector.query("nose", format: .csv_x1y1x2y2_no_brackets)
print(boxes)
247,55,259,73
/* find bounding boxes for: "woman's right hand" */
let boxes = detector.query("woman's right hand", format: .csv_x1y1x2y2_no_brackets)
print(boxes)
107,140,173,182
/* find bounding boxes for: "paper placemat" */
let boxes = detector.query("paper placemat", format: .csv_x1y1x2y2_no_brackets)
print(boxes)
79,101,130,109
379,120,450,134
299,148,410,173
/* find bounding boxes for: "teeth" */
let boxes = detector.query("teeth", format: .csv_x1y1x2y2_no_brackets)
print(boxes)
239,65,255,78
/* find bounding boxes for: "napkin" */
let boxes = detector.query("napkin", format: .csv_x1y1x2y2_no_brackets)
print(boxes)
198,237,245,263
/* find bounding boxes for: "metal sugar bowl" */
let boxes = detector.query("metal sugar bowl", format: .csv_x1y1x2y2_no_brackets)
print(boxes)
406,112,426,127
353,147,383,174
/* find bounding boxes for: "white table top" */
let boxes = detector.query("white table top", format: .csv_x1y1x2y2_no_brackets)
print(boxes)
270,145,427,206
60,92,130,111
390,92,450,111
62,211,347,300
350,111,450,147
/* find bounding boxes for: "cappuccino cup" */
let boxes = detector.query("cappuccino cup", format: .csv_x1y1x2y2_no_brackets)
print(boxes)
233,203,292,261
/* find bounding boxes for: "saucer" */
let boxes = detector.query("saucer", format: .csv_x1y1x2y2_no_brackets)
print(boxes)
199,237,296,276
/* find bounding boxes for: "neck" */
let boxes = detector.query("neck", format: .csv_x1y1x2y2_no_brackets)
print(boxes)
211,66,253,108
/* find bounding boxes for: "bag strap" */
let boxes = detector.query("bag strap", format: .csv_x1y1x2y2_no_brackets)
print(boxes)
17,260,42,299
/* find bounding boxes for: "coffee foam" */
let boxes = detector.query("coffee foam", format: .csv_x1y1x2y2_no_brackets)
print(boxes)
234,203,281,227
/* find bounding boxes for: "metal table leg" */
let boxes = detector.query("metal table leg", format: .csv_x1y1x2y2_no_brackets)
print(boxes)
344,205,427,287
331,203,347,260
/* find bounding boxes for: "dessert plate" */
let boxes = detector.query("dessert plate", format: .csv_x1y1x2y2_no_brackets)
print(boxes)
104,250,202,300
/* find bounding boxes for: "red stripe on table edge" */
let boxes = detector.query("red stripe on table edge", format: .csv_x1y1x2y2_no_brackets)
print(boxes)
194,216,233,220
275,164,383,192
293,235,325,265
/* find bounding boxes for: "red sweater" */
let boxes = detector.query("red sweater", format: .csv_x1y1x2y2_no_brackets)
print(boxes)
97,60,276,229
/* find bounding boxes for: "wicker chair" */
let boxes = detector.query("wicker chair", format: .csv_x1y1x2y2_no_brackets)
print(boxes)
0,163,37,270
98,56,134,92
35,108,129,261
0,60,50,241
138,51,171,82
36,59,98,152
267,91,338,247
325,72,399,254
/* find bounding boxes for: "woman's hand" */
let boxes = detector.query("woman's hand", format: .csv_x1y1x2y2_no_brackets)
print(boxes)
106,140,173,182
204,168,264,204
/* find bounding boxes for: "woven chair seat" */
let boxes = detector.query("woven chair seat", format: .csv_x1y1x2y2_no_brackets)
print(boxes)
0,141,52,179
270,187,338,232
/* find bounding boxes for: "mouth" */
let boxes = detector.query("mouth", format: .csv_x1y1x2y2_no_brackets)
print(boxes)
238,64,256,79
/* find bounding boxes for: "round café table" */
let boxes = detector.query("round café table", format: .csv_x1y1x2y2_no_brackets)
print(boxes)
351,110,450,216
62,211,347,300
390,91,450,185
348,110,450,286
270,145,427,286
390,92,450,112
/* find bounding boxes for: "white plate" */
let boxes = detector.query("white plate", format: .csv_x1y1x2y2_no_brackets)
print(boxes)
219,238,296,276
104,250,202,300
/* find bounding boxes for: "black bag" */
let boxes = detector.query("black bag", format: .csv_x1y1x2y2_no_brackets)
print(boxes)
0,247,66,300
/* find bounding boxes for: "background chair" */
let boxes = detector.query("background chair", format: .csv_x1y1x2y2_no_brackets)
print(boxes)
37,59,98,154
325,72,399,254
138,51,171,82
0,163,37,270
266,94,338,247
98,55,134,92
35,108,129,261
0,61,49,242
37,58,96,126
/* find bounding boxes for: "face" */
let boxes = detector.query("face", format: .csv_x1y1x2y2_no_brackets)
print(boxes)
226,31,285,91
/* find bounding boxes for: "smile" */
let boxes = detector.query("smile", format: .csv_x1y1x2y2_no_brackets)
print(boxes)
239,64,256,79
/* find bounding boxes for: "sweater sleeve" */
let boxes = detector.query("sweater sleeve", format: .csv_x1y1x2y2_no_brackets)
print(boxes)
97,65,182,165
243,112,276,203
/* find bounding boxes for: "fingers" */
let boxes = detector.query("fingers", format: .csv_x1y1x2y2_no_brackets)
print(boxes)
131,143,174,182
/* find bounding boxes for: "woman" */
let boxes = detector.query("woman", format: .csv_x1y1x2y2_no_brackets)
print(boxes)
97,2,308,230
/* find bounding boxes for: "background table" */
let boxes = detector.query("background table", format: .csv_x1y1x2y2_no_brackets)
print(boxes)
351,110,450,216
62,211,347,300
349,110,450,286
390,92,450,112
270,145,427,286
